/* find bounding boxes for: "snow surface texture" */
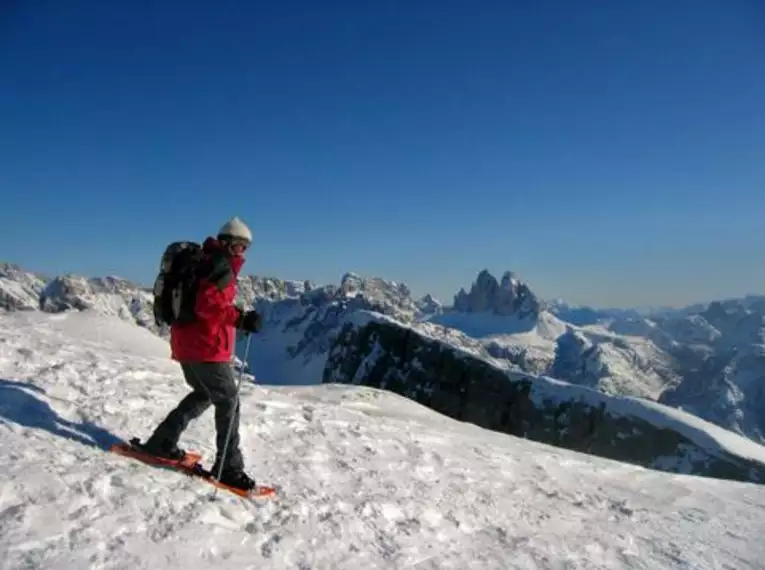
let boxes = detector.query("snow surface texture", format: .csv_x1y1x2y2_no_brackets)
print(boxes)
2,310,765,570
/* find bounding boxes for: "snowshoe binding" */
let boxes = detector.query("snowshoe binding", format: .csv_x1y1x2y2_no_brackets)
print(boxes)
129,437,189,462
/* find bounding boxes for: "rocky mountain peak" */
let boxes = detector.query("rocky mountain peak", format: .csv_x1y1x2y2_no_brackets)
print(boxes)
236,275,313,306
415,293,443,316
453,269,542,319
337,272,419,322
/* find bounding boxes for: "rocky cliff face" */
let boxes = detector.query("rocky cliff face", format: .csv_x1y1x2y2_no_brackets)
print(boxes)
453,270,541,319
324,318,765,484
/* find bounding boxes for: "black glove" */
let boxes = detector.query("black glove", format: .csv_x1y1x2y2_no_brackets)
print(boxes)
237,310,262,333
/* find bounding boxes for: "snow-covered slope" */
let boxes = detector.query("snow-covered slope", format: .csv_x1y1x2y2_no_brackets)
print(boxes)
545,299,646,326
0,263,48,311
548,328,677,398
2,310,765,569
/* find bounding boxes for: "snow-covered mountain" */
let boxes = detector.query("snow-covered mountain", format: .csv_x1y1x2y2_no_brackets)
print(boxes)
2,260,765,453
244,272,433,386
39,274,159,332
426,270,680,400
236,275,314,302
3,311,765,569
595,296,765,444
545,298,645,326
0,263,48,311
414,293,443,316
650,301,765,444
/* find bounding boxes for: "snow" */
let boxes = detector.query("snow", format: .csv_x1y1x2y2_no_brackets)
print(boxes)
429,310,558,340
0,278,38,308
0,263,47,311
2,311,765,569
426,310,677,400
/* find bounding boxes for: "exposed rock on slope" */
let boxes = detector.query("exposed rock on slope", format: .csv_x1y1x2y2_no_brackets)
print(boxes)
0,263,48,311
39,275,157,331
236,275,313,305
338,272,421,322
324,317,765,484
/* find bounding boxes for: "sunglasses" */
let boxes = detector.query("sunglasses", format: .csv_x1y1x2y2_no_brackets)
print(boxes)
228,239,250,254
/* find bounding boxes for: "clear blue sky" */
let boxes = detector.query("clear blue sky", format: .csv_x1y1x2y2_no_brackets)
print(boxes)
1,0,763,308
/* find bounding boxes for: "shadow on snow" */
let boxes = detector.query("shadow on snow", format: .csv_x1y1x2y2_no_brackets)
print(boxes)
0,378,121,449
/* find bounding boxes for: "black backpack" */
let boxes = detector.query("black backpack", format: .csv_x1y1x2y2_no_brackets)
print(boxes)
152,241,206,326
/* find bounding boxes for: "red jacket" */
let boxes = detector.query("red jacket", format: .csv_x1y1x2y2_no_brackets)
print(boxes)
170,237,245,362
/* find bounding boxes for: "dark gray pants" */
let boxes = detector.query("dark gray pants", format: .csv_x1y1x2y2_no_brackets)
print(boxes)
146,362,244,472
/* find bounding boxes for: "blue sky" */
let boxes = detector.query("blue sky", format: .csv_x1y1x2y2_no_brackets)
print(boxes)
1,0,763,308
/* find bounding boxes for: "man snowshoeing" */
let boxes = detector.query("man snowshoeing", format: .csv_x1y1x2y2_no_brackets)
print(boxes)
141,217,262,491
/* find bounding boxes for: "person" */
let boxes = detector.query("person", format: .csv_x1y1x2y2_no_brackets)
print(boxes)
141,216,262,491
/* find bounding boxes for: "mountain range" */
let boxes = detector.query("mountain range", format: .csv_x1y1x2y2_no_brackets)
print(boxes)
2,260,764,482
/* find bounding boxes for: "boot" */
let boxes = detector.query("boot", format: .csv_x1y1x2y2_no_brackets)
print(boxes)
135,437,186,461
212,466,256,491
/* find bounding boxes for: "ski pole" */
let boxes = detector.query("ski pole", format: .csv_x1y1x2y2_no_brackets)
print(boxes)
214,332,252,489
